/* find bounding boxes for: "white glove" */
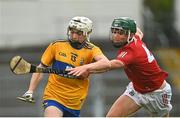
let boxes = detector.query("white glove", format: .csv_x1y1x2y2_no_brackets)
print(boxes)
17,91,35,103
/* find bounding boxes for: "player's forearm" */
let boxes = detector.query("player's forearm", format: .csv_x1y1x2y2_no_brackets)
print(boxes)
87,59,111,74
89,59,124,73
28,72,43,92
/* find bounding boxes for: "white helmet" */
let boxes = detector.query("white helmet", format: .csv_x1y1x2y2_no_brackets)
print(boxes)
67,16,93,41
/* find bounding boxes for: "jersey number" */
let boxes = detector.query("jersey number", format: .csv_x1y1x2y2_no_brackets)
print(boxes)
71,52,78,62
142,44,155,63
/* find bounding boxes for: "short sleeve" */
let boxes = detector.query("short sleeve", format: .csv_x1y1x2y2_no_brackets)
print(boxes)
92,46,103,58
41,43,55,66
116,49,134,65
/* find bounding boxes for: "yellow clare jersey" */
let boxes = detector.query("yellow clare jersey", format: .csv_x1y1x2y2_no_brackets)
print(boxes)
41,40,103,110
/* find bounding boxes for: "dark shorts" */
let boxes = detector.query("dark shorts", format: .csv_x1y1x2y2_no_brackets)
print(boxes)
43,100,80,117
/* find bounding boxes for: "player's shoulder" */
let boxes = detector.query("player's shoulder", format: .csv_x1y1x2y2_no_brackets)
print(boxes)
51,39,69,45
120,41,137,54
129,37,142,49
127,38,148,55
84,42,98,50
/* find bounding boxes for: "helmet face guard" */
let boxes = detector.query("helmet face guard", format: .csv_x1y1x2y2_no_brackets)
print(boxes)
67,16,93,49
110,17,137,48
110,28,129,48
111,39,128,48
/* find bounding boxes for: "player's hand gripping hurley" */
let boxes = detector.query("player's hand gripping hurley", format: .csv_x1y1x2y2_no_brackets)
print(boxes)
16,91,35,103
10,56,77,103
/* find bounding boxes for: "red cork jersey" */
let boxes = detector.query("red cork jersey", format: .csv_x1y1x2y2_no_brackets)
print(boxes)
116,35,168,93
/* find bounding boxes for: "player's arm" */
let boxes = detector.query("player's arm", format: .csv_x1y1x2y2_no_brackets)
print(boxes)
86,54,111,73
110,59,125,69
87,47,128,73
17,63,44,103
67,54,111,77
88,59,124,73
27,63,44,92
18,43,54,103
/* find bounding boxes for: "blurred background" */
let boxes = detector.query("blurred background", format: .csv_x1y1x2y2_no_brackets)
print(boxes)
0,0,180,116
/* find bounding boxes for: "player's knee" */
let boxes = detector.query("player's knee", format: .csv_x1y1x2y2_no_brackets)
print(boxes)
44,106,63,117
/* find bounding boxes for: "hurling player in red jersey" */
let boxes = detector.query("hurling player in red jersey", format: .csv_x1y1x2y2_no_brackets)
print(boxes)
67,17,172,117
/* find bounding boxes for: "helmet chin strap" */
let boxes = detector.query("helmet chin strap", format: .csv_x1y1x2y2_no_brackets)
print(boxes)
67,30,88,49
127,30,131,43
127,30,134,44
112,30,134,48
68,38,86,49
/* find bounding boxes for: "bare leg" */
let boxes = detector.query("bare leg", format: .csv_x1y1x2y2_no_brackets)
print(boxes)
106,95,141,117
44,106,63,117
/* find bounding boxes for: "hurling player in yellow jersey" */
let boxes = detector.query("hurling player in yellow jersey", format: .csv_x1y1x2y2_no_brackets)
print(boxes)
18,16,111,117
